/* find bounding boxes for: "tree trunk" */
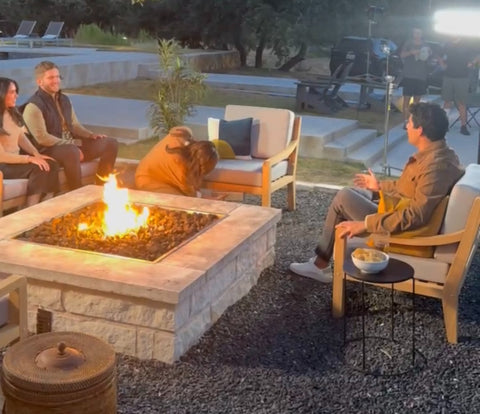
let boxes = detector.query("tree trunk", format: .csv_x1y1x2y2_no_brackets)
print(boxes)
278,42,307,72
255,33,267,68
233,38,248,67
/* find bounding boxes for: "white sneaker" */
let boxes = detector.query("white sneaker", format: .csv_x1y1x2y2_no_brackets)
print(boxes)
289,260,332,283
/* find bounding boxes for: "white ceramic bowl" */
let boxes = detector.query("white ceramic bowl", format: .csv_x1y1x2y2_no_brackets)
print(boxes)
351,248,389,274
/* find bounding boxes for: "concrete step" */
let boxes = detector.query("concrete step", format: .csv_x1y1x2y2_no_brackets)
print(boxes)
323,128,378,160
346,124,407,167
298,116,359,159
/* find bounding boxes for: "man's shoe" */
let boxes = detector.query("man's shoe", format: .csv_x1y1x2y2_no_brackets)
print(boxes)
289,260,332,283
460,125,471,136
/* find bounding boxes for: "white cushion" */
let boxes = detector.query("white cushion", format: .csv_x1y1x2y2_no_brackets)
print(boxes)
204,159,289,187
3,179,28,199
435,163,480,262
225,105,294,159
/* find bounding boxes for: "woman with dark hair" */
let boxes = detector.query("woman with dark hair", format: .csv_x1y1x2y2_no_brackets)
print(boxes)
0,77,59,207
135,126,218,196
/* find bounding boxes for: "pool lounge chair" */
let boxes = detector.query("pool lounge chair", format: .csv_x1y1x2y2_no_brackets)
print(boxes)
40,21,72,46
0,20,37,46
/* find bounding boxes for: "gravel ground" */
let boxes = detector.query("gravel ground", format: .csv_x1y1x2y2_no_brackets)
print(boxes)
116,188,480,414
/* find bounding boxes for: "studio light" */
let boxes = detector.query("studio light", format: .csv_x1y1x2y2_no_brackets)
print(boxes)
434,8,480,37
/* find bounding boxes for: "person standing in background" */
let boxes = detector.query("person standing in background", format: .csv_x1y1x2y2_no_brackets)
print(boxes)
440,36,480,136
400,28,431,129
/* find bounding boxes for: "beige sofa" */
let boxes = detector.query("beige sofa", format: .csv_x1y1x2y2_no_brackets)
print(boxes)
0,160,99,216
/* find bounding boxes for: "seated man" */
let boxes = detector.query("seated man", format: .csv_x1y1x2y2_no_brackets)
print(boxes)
290,102,464,282
23,61,118,190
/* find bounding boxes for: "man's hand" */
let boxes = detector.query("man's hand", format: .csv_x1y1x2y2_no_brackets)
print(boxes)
353,168,380,191
78,148,85,162
335,220,366,239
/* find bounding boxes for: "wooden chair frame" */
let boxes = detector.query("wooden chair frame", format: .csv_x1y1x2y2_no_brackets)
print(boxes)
203,116,301,210
0,275,28,347
332,197,480,344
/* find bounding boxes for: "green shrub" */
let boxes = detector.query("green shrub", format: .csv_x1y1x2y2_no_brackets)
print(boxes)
149,39,206,133
74,23,130,46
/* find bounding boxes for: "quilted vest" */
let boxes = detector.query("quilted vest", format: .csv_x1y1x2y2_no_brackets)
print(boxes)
28,88,74,138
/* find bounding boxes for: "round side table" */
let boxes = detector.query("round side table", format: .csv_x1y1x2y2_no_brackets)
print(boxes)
343,251,417,374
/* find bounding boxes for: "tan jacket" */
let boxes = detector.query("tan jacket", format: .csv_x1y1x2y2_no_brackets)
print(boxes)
135,134,196,196
365,140,464,233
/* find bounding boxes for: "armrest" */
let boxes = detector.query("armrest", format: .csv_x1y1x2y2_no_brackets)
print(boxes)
387,231,464,247
0,274,27,298
262,138,299,169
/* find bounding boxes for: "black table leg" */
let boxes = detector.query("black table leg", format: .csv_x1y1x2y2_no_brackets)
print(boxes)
343,273,347,345
412,278,416,366
391,282,395,341
362,281,366,371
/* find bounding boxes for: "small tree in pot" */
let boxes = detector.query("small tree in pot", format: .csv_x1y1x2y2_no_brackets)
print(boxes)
150,38,206,134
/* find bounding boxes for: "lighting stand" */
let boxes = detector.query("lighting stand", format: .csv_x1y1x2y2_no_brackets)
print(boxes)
382,75,395,176
366,18,375,80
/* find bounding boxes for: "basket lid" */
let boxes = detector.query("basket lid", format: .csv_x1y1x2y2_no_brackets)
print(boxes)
2,332,116,393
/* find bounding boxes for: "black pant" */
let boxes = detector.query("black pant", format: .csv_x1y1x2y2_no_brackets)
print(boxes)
41,137,118,190
0,160,59,195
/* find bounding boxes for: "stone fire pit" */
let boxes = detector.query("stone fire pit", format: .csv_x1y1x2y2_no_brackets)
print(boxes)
0,186,281,363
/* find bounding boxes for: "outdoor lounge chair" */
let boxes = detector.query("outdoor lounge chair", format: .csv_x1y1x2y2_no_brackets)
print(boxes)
332,163,480,344
0,20,36,46
202,105,301,210
40,21,72,46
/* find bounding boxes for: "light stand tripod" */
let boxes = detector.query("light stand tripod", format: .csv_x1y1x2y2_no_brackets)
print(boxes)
382,74,395,176
381,44,402,177
365,5,384,80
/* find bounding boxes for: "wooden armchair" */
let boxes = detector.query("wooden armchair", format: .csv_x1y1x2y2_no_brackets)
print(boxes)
332,163,480,344
202,105,301,210
0,274,28,347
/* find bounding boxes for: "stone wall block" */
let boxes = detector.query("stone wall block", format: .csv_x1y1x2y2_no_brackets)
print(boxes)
175,306,212,360
136,328,155,360
28,283,63,311
52,312,137,356
210,274,254,324
153,331,176,364
63,290,176,331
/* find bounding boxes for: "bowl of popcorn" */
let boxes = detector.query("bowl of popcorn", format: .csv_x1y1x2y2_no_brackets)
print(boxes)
351,248,389,274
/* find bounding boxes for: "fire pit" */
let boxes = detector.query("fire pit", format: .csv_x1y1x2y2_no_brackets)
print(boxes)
0,184,281,363
17,202,220,262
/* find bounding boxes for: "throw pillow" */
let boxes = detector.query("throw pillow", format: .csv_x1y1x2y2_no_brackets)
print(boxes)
211,139,236,159
368,192,449,258
218,118,253,156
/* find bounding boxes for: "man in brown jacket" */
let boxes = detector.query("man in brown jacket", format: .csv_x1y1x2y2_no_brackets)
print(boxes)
290,102,464,283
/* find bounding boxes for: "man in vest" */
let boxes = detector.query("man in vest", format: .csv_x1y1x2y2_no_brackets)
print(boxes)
23,61,118,190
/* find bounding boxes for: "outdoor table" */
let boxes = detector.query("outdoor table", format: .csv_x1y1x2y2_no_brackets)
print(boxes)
343,251,417,374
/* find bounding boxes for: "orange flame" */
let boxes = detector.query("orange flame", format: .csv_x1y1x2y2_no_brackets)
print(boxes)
78,175,149,237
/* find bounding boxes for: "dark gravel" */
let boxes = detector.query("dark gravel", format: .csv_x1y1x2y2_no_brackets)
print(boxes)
117,188,480,413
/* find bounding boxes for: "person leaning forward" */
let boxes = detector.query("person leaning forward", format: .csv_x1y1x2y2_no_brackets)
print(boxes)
289,102,464,283
22,61,118,190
